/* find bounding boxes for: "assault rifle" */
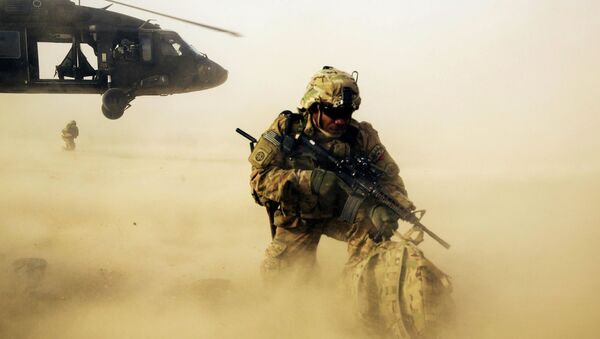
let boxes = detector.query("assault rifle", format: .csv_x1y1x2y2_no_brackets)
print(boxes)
296,133,450,249
236,128,450,249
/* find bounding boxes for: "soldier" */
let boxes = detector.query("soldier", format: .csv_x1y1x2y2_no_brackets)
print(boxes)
249,66,417,283
61,120,79,151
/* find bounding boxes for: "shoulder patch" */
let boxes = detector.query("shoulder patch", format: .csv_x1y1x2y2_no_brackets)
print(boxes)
369,144,386,162
254,149,267,162
263,130,282,148
249,145,274,167
249,135,279,168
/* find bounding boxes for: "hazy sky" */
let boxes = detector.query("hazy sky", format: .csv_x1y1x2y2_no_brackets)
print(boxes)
2,0,600,172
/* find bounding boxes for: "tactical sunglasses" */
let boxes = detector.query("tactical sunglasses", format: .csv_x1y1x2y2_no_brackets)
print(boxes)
321,105,354,120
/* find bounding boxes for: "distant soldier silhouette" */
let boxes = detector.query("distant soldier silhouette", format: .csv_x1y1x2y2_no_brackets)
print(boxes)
61,120,79,151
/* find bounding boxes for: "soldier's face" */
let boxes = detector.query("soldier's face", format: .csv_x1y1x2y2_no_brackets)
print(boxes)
319,106,353,135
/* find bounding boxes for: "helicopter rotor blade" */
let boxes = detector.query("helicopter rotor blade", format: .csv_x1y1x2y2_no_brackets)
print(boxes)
104,0,242,37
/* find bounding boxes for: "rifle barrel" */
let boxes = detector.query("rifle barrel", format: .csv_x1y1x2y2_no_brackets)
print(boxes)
415,221,451,249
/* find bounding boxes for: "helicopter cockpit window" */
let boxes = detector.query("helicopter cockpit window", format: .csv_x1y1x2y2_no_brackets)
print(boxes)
160,39,184,57
172,42,183,56
158,32,191,58
189,44,207,58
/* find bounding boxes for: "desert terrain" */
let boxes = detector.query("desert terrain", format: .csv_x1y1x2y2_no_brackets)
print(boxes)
0,103,598,338
2,0,600,338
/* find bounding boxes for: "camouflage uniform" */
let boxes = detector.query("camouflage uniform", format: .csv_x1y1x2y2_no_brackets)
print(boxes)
249,67,414,282
61,120,79,151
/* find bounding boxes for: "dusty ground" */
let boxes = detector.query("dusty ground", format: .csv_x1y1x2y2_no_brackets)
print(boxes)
0,113,599,339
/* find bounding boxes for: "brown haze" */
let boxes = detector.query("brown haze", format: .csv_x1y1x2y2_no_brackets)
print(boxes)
1,0,600,338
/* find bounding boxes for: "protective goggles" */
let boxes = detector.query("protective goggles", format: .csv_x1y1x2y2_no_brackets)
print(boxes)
321,104,354,120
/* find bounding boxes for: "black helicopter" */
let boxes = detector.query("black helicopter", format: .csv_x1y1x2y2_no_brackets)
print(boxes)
0,0,238,119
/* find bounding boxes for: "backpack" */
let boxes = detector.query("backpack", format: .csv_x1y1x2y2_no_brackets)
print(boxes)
349,240,454,338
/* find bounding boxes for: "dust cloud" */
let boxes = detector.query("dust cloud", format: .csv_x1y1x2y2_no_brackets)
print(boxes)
1,103,599,339
0,112,368,339
2,0,600,338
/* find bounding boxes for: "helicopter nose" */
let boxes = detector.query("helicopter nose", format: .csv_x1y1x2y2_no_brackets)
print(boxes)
197,58,228,89
212,63,228,86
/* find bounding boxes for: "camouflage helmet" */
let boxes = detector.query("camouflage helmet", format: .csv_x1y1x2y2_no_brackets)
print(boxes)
300,66,361,112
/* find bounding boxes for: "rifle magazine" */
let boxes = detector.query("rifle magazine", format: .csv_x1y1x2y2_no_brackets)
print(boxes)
339,194,365,223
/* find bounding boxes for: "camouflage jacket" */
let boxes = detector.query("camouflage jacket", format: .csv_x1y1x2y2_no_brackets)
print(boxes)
249,111,411,221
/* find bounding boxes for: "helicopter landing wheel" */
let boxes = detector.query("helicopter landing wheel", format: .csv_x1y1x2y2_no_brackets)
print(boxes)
102,88,131,120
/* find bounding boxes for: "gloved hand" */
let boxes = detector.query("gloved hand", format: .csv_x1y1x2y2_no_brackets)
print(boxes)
397,194,417,213
368,205,400,243
310,168,345,207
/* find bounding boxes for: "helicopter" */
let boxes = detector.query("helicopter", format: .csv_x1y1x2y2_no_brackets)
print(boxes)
0,0,239,119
